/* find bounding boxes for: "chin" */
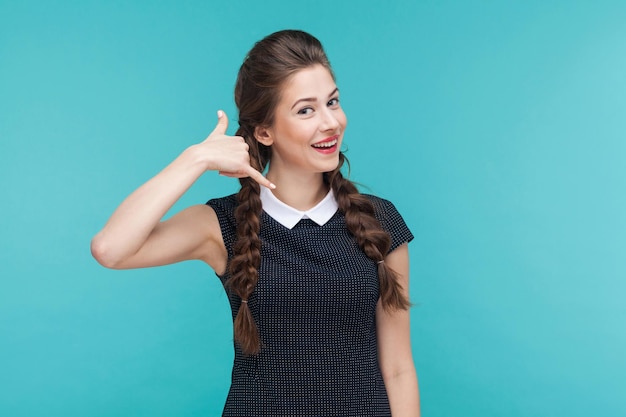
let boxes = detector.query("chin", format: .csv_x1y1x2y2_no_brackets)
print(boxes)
321,153,341,169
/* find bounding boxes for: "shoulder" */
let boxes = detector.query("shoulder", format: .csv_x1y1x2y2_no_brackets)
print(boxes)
361,194,402,220
206,193,238,212
362,193,392,207
361,194,414,251
205,194,239,251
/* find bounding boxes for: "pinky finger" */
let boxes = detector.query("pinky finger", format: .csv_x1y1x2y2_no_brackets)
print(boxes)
218,171,246,178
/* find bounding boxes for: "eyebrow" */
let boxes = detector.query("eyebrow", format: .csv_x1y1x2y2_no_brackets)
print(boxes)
290,87,339,110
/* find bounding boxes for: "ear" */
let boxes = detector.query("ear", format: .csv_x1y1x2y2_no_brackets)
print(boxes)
254,125,273,146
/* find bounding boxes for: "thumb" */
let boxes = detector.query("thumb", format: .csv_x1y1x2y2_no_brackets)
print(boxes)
211,110,229,136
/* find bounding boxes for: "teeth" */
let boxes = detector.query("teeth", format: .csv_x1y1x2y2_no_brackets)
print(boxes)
312,139,337,148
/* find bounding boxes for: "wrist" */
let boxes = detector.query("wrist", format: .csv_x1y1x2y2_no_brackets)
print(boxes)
180,144,214,172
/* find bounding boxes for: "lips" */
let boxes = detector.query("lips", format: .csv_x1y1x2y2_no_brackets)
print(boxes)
311,135,339,153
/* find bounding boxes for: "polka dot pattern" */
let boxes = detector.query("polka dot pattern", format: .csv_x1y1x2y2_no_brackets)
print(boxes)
206,194,413,416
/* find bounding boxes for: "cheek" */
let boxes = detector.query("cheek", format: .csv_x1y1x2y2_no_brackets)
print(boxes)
338,110,348,130
276,123,314,148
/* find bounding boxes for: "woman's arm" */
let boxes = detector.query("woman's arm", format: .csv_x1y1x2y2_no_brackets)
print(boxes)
91,111,272,272
377,243,420,416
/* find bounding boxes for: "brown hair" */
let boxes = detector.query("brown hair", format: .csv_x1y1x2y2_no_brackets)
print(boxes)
228,30,410,355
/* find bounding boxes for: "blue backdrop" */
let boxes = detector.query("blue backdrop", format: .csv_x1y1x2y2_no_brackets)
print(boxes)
1,0,625,415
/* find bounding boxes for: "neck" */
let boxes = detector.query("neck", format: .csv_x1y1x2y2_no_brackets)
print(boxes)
265,168,328,211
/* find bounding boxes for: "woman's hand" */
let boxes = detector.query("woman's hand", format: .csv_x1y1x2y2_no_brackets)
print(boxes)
91,109,276,270
199,110,275,189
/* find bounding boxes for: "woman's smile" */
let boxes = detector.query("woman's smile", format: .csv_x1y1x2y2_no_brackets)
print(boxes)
256,64,347,176
311,135,340,154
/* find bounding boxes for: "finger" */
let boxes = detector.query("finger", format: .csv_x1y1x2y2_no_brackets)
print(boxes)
245,166,276,189
221,167,276,188
219,169,275,188
210,110,229,136
218,171,247,178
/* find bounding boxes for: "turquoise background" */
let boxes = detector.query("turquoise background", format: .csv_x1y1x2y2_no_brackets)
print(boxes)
1,0,625,415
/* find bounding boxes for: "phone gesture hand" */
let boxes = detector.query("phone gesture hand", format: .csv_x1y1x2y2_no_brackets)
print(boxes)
203,110,275,189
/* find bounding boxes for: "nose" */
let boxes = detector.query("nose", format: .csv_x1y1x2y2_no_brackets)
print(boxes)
319,107,340,132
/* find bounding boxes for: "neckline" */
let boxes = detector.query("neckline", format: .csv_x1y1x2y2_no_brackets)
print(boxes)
259,187,339,229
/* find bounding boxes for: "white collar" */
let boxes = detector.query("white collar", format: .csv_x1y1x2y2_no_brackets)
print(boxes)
260,186,338,229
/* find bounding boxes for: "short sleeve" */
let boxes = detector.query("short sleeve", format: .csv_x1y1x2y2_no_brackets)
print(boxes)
366,195,414,254
205,194,238,259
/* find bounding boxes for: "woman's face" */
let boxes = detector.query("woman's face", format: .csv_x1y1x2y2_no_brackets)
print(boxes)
257,64,347,177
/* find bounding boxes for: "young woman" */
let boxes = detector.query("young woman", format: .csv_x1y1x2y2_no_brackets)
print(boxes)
92,30,420,416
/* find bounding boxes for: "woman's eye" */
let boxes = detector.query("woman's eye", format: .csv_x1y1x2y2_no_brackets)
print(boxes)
297,107,313,115
328,98,340,107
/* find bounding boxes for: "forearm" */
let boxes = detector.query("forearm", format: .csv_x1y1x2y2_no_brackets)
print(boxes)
385,368,420,417
91,145,208,266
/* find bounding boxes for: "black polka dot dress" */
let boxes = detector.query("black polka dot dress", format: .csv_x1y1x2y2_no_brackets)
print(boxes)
206,194,414,416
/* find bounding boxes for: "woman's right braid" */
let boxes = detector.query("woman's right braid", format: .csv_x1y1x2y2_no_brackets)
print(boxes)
227,127,266,355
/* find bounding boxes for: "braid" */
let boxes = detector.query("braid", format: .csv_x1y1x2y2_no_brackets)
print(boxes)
228,30,403,353
327,153,411,311
227,126,269,355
